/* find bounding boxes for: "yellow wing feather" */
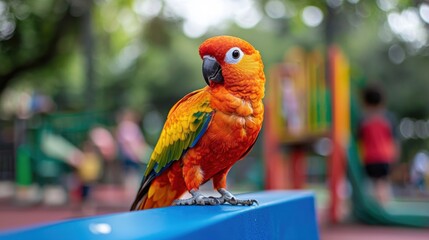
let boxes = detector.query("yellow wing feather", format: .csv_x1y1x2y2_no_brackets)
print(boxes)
144,87,213,176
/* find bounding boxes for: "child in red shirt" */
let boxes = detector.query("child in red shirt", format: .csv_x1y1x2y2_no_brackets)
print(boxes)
359,86,397,204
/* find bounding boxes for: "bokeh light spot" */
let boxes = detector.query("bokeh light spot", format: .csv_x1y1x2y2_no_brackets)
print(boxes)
376,0,398,12
89,223,112,235
265,0,286,19
388,44,405,64
419,3,429,24
327,0,343,9
301,6,323,27
133,0,162,19
399,118,414,139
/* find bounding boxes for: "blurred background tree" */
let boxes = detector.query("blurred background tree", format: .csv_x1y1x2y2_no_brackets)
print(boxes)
1,0,429,156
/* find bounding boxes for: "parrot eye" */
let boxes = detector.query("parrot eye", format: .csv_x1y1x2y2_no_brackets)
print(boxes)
224,47,244,64
232,50,240,59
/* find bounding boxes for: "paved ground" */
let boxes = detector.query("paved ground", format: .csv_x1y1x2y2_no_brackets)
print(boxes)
0,204,124,231
320,224,429,240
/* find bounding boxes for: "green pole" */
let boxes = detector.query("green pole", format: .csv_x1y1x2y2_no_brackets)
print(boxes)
16,145,32,186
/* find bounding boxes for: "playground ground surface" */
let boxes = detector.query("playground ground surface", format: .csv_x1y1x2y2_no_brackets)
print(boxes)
0,184,428,239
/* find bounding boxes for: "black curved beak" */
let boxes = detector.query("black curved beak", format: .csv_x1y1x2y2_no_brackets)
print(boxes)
202,56,223,86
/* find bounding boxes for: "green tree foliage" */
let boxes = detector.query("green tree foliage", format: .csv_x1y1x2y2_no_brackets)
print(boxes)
0,0,428,121
0,0,79,93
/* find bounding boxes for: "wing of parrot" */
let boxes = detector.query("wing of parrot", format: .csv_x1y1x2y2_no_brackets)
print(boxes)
130,88,213,210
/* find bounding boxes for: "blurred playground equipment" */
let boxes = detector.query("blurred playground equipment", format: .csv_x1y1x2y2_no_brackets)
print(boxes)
265,45,429,226
14,112,115,204
267,47,331,145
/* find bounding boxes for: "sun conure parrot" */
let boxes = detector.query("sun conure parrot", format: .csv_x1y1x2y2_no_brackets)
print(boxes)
130,36,265,210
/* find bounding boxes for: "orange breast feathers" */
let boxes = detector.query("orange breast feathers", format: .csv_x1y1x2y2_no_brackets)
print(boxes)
209,87,264,140
200,76,265,174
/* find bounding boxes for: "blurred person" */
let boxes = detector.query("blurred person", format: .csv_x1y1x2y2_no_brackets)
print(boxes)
76,140,102,214
89,126,120,184
116,109,148,198
358,85,398,205
89,126,116,162
410,150,429,194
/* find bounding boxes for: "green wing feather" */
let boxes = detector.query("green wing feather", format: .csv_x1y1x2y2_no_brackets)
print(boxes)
144,89,213,177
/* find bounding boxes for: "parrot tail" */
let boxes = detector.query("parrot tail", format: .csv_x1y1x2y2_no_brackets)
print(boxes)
130,170,186,210
138,181,183,209
130,173,154,211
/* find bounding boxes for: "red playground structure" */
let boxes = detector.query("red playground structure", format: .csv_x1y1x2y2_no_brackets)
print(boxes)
264,45,350,223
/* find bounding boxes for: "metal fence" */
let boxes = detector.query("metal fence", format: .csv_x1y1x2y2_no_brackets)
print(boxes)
0,143,15,181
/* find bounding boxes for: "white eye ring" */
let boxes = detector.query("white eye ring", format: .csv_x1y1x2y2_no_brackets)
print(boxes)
224,47,244,64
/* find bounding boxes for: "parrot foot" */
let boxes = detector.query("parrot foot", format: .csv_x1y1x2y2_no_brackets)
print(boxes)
173,189,220,206
216,188,258,206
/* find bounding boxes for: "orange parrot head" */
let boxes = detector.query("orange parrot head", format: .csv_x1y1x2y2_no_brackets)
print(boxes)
199,36,265,91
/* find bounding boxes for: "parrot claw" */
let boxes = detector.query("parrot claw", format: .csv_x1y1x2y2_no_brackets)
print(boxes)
173,190,220,206
173,189,258,207
216,188,258,206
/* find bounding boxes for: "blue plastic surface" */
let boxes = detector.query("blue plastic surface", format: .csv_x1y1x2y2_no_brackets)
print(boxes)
0,191,319,240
